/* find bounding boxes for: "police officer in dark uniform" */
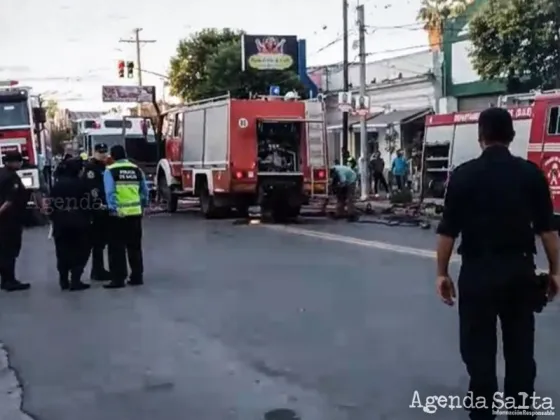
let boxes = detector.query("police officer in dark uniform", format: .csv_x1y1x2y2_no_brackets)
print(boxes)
0,151,31,292
435,108,560,419
82,143,111,280
49,158,91,291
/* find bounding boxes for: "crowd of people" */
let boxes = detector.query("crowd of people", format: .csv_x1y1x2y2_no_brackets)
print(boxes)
0,143,148,292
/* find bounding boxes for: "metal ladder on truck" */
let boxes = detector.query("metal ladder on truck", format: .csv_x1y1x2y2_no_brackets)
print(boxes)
304,99,329,207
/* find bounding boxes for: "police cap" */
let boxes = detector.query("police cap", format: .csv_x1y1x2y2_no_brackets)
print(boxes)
2,151,23,164
94,143,108,153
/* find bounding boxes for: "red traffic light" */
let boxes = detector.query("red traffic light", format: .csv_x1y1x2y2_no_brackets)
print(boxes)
118,60,125,78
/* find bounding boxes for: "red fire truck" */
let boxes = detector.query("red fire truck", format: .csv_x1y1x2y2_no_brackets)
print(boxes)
155,94,328,220
0,81,47,201
421,91,560,223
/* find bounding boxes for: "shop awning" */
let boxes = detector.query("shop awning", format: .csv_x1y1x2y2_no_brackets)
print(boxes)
359,107,432,129
327,112,383,131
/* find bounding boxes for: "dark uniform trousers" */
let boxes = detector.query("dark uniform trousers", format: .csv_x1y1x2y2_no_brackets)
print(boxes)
459,255,536,419
54,229,90,277
90,212,109,274
108,215,143,283
0,224,23,284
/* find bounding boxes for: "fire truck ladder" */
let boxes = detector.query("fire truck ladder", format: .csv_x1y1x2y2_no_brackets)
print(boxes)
306,99,329,202
498,89,560,107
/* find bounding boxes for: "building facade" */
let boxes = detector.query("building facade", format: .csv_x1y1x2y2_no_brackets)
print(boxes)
315,50,439,170
440,0,506,112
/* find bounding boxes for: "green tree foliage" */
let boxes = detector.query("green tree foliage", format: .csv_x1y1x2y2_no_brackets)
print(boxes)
468,0,559,90
45,99,58,120
417,0,468,34
168,29,303,101
50,129,72,154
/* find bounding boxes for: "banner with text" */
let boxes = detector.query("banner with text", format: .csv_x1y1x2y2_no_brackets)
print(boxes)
241,35,299,71
102,85,155,103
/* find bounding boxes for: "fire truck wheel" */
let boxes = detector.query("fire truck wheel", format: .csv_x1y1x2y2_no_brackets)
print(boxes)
157,176,178,213
199,186,218,219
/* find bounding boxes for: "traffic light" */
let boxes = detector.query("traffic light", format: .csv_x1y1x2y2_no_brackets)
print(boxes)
127,61,134,78
118,60,125,78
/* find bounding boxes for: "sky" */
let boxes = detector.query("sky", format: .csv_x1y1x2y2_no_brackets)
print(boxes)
0,0,428,110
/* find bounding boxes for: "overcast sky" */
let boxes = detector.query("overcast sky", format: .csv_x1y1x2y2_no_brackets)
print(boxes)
0,0,427,110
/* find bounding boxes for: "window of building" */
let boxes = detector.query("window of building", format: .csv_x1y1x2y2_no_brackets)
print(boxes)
547,106,559,135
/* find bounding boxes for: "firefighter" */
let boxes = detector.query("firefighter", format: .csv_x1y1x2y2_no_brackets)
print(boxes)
436,107,560,419
82,143,111,280
103,145,148,289
329,163,357,219
49,158,91,291
0,151,30,291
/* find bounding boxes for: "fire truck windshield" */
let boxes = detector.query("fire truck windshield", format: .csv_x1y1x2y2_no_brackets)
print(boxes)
0,100,30,127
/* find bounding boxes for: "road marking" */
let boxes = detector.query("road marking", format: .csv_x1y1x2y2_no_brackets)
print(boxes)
264,225,549,273
263,225,459,262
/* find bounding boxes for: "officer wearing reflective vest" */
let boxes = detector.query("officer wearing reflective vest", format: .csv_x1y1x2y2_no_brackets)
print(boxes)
102,145,148,289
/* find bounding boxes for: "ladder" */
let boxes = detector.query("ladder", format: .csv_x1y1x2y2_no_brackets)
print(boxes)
498,89,560,107
305,99,329,201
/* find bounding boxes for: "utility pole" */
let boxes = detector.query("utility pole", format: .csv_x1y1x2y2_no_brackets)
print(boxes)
357,4,368,199
342,0,349,159
119,28,156,87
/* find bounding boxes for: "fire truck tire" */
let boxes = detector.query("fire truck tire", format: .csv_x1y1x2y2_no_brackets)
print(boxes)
157,177,178,213
199,186,219,219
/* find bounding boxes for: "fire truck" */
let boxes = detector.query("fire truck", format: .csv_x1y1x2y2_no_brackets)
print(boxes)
0,81,48,211
155,94,328,220
421,90,560,221
74,114,158,190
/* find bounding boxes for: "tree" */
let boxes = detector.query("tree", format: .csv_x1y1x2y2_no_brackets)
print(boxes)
168,29,304,101
417,0,469,49
468,0,558,91
45,99,58,120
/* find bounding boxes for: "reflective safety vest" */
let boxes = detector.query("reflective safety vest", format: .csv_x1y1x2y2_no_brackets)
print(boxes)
107,160,143,217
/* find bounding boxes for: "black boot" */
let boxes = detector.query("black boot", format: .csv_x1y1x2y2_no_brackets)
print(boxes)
1,280,31,292
69,272,90,291
103,279,126,289
91,269,111,281
58,271,70,291
127,276,143,286
0,266,30,292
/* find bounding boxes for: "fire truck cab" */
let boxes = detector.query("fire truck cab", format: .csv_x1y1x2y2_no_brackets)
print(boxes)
0,81,47,193
156,94,328,220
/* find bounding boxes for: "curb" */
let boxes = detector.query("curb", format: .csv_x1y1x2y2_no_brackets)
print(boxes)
0,343,33,420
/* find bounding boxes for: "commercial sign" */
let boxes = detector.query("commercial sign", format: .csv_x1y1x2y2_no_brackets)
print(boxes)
102,85,155,103
241,35,299,71
426,106,533,126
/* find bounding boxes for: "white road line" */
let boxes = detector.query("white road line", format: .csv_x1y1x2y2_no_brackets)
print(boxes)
263,225,548,273
263,225,458,262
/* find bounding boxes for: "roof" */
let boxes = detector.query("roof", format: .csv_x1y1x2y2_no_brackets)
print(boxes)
362,108,432,128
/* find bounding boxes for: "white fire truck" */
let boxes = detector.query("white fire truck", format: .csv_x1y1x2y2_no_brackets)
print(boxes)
74,114,158,189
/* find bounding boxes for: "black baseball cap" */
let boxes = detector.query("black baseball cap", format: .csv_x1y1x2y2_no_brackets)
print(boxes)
94,143,108,153
2,151,23,163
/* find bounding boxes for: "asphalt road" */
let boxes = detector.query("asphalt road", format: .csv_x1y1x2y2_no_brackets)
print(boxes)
0,213,558,420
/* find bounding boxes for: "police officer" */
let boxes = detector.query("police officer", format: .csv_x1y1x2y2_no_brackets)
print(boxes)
82,143,111,280
49,158,91,291
103,145,148,289
436,108,560,419
0,151,30,291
